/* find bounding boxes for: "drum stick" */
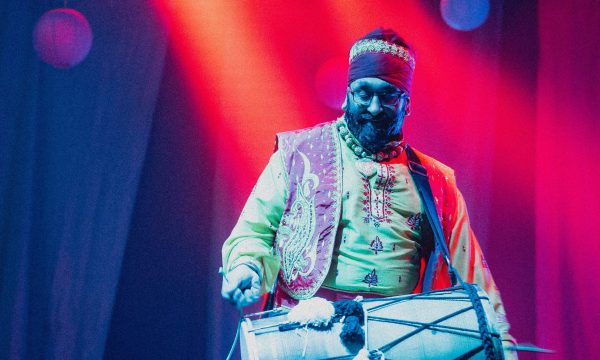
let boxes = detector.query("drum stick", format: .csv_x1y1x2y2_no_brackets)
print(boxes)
504,343,554,353
220,267,244,360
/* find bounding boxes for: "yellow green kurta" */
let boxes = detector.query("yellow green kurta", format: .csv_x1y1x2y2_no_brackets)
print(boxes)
321,139,424,295
223,129,427,296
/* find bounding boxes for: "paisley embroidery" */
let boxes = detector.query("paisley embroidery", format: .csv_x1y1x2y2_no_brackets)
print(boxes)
369,236,383,254
278,151,319,284
361,163,396,227
362,269,378,287
406,212,422,231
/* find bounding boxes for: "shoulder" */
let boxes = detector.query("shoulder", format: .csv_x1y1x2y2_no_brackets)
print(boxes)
275,120,337,152
410,146,456,181
276,120,335,139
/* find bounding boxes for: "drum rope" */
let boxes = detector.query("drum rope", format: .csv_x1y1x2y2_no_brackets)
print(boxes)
302,324,310,357
463,283,499,360
358,287,501,359
368,316,493,338
374,305,474,354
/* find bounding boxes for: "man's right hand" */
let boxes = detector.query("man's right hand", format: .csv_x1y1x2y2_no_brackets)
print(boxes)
221,264,262,308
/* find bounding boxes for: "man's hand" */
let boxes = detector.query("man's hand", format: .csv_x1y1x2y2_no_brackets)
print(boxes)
221,264,262,308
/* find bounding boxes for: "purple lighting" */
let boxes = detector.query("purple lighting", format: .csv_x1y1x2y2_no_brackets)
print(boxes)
33,8,93,69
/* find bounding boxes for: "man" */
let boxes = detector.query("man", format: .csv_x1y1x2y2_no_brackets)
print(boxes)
221,28,516,357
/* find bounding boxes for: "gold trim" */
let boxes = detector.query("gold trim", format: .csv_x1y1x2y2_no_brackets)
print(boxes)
350,39,416,70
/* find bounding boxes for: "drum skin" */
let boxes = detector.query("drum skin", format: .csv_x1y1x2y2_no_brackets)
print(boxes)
240,287,504,360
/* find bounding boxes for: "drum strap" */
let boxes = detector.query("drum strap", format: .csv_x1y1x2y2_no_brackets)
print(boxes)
405,145,462,290
406,146,502,360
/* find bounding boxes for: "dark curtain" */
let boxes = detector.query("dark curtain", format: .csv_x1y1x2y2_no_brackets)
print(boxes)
0,1,166,359
2,1,599,359
104,46,220,360
104,42,250,360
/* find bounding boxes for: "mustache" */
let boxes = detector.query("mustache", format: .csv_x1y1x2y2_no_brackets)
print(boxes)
358,111,393,124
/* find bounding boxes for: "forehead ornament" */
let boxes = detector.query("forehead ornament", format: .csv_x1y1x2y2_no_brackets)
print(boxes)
349,39,416,70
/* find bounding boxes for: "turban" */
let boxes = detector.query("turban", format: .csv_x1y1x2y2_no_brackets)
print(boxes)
348,28,416,95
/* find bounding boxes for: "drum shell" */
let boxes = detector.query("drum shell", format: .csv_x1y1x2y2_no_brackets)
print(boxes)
241,318,354,359
240,287,503,360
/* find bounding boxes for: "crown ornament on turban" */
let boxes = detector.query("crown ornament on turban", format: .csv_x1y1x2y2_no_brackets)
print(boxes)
349,39,416,70
348,28,416,95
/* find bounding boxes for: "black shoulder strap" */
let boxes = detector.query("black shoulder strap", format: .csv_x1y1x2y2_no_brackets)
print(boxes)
405,146,461,287
406,147,502,360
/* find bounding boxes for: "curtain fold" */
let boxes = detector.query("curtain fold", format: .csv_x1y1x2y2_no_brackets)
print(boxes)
0,1,167,358
535,1,600,359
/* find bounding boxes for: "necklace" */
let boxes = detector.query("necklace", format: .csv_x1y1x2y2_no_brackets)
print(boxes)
335,118,406,162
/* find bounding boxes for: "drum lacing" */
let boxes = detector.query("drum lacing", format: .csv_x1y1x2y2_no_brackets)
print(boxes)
463,283,501,360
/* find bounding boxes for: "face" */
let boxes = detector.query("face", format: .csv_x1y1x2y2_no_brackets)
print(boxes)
344,77,410,153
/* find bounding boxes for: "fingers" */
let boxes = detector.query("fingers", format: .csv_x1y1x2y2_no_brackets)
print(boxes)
221,277,239,301
221,266,248,300
239,274,261,307
225,285,260,308
237,286,261,308
221,265,261,308
231,288,244,306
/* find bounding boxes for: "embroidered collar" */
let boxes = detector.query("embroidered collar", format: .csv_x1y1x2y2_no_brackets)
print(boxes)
335,118,406,162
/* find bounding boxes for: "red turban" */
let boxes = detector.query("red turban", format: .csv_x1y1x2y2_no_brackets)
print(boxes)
348,28,416,95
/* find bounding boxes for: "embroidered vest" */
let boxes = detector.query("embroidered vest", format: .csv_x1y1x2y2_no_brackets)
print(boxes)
274,122,342,299
275,121,455,300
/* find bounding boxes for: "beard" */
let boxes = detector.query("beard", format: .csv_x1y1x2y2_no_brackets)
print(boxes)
344,103,404,154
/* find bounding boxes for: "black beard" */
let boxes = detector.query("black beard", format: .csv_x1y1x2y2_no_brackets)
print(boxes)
344,109,402,154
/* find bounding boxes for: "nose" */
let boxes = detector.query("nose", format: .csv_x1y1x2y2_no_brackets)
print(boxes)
367,95,383,116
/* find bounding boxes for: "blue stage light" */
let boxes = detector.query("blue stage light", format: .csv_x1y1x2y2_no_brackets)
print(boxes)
440,0,490,31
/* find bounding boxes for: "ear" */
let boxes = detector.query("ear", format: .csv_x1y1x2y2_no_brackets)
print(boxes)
341,94,348,110
404,97,411,116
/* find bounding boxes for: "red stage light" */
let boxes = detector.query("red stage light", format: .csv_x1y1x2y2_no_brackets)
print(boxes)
314,56,348,110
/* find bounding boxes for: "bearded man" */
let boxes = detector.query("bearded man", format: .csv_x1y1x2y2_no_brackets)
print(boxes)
221,28,517,358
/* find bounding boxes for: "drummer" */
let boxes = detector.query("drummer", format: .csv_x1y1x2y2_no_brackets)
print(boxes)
221,28,517,358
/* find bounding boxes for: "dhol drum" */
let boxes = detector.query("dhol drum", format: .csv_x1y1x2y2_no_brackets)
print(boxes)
239,285,504,359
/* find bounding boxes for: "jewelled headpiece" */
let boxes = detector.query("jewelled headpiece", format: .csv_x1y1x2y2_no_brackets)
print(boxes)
349,39,416,70
347,28,416,95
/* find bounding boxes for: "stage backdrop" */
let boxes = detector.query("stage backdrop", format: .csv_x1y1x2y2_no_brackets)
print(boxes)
1,1,598,359
535,1,600,358
0,0,167,358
